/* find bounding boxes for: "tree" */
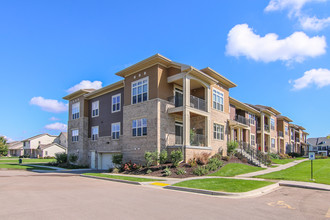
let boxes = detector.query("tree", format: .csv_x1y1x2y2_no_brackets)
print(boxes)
327,135,330,139
0,136,8,156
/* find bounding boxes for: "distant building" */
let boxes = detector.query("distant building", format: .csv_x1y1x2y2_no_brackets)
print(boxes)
307,137,330,156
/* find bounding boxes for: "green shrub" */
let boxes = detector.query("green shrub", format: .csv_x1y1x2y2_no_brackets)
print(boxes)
112,154,123,167
222,156,229,161
227,141,238,157
188,158,197,167
206,157,223,171
176,167,186,175
193,165,209,176
170,150,183,167
195,152,211,165
269,153,280,159
159,149,168,164
163,166,172,176
146,169,152,174
68,154,78,163
144,151,153,168
288,152,302,158
55,152,67,164
112,168,120,173
151,151,159,165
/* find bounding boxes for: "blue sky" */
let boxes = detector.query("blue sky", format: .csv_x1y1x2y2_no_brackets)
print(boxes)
1,0,330,141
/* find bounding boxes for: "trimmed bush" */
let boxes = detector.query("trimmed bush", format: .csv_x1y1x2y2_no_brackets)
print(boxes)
144,151,153,168
176,167,186,175
68,154,78,163
193,165,209,176
170,150,183,167
269,153,280,159
55,152,67,164
206,157,224,171
163,166,172,176
159,149,168,165
112,154,123,167
227,141,238,157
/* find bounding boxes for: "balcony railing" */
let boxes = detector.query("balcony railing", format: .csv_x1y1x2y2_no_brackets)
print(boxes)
234,115,250,126
278,131,284,137
190,134,206,146
168,95,206,112
257,124,270,132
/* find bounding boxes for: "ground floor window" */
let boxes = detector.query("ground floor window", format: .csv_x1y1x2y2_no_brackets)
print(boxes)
112,123,120,140
271,138,275,148
213,123,224,140
175,122,183,145
251,134,255,146
132,118,147,137
92,126,99,140
72,129,79,142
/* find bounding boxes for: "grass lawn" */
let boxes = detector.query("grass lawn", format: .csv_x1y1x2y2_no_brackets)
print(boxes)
256,159,330,185
0,163,55,170
271,157,305,165
0,158,56,164
173,178,274,193
83,173,163,182
208,163,265,177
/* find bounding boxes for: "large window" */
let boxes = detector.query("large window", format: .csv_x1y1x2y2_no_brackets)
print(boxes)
212,89,224,111
72,103,80,120
271,138,275,148
132,78,148,104
271,118,275,130
112,123,120,140
285,125,288,135
92,101,99,117
249,113,255,125
251,134,255,146
91,126,99,141
132,118,147,137
112,94,121,113
72,129,79,142
213,123,224,140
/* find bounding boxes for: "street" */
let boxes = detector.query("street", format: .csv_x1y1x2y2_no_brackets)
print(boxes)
0,170,329,220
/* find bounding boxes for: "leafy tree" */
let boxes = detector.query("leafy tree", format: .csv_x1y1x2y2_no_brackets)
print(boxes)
0,136,8,156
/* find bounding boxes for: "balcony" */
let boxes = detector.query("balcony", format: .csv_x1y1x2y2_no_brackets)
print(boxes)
296,137,300,142
168,95,207,112
257,124,270,132
278,131,284,137
234,115,250,126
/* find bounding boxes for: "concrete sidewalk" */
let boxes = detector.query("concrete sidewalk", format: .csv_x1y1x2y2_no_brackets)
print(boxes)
236,158,308,178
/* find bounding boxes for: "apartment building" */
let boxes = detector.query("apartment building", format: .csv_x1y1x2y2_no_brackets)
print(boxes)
288,124,308,155
276,115,292,154
63,54,308,169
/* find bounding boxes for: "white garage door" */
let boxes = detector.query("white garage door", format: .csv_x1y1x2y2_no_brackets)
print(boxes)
100,153,114,170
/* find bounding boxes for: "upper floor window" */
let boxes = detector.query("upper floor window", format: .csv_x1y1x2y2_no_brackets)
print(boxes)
72,102,80,120
271,118,275,130
213,123,224,140
251,134,255,146
285,125,288,135
72,129,79,142
291,129,294,140
132,118,147,137
92,101,99,117
132,77,148,104
249,113,255,125
112,94,121,113
91,126,98,141
271,138,275,148
112,122,120,140
212,89,224,111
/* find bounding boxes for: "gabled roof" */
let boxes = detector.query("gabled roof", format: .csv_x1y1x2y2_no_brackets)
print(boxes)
63,89,95,101
38,143,67,150
307,137,329,146
84,80,124,99
229,97,260,114
254,105,281,115
22,133,56,142
276,115,293,122
200,67,237,88
8,141,23,150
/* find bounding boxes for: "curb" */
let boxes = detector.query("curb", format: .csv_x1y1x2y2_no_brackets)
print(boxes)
80,174,141,185
279,182,330,191
164,182,279,197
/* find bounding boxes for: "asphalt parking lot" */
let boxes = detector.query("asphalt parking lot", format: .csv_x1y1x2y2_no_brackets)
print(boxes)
0,170,329,220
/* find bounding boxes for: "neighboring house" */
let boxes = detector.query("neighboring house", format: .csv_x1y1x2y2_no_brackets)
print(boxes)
63,54,309,170
22,133,67,158
308,137,330,156
8,141,24,157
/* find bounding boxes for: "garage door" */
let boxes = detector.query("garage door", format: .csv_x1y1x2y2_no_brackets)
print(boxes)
100,153,114,170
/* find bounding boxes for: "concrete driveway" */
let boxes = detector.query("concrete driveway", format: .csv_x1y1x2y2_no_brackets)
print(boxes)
0,170,329,220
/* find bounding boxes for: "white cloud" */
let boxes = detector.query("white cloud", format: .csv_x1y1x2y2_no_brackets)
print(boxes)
265,0,330,31
67,80,102,93
30,97,68,113
44,122,68,132
49,117,60,121
292,68,330,90
225,24,326,63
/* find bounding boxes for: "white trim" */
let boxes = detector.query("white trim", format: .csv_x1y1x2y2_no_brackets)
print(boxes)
72,102,80,120
111,94,121,113
71,129,79,142
91,126,99,141
131,76,149,105
91,100,99,118
213,123,224,141
111,122,120,140
212,88,224,112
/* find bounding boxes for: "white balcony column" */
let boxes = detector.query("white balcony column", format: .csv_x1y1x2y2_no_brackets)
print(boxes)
183,110,190,147
183,75,190,107
205,116,211,147
260,113,265,152
206,86,211,113
248,129,251,145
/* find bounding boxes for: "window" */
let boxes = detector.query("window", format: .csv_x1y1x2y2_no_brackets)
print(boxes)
175,122,183,145
271,138,275,148
72,129,79,142
291,129,294,140
212,89,224,111
213,123,224,140
91,126,98,140
249,113,255,125
132,118,147,137
251,134,255,146
112,123,120,140
72,102,80,120
285,125,288,135
132,78,148,104
92,101,99,117
271,118,275,130
45,151,48,156
112,94,121,113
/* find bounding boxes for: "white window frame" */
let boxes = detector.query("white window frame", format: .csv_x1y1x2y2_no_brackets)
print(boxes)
132,118,147,137
112,94,121,113
271,138,275,148
91,126,99,141
213,123,224,140
131,77,148,104
72,129,79,142
249,113,255,125
111,122,120,140
212,89,224,112
251,134,255,146
72,102,80,120
92,101,99,118
271,118,275,130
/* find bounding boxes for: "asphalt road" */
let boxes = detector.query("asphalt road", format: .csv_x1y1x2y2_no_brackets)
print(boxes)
0,170,329,220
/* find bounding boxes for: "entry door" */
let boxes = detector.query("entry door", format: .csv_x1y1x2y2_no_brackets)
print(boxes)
175,89,183,107
90,151,95,169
